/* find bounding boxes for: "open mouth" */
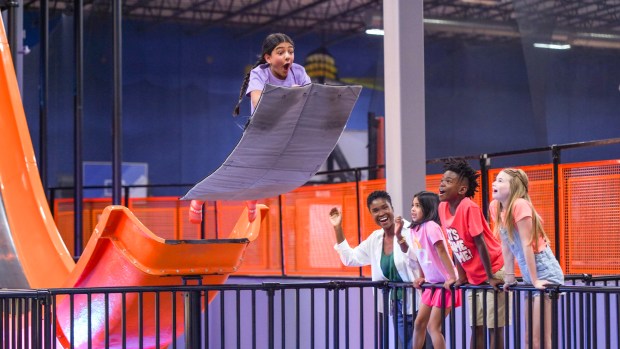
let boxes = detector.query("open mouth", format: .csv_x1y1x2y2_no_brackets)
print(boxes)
283,63,291,70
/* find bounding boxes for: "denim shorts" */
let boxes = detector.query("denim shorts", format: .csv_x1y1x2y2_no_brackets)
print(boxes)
520,246,564,286
499,228,564,288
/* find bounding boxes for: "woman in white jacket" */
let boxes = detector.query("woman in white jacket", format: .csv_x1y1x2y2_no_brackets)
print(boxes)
330,190,421,349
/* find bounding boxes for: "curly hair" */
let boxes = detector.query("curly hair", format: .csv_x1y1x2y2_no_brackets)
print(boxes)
366,190,392,210
443,157,479,198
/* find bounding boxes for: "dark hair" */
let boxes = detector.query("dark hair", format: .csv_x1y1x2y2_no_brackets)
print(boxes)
233,33,294,116
366,190,392,210
443,157,479,198
409,191,441,229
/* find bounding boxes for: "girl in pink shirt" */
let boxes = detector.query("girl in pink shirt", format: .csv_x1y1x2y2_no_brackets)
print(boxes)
396,191,461,349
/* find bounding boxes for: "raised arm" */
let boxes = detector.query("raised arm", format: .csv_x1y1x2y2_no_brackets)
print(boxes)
394,216,410,253
329,207,346,244
329,207,372,267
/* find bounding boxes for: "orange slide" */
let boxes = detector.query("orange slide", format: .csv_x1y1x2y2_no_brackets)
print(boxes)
0,17,267,348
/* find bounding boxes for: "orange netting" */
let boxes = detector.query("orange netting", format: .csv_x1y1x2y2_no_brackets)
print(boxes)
53,161,620,276
559,160,620,275
54,198,112,253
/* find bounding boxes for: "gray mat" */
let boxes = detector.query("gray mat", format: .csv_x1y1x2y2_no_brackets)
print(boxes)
182,83,362,201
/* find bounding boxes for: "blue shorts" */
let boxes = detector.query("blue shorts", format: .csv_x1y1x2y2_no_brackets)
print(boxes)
521,246,564,286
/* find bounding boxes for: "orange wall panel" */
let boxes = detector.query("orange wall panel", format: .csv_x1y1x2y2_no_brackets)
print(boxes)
52,161,620,277
560,160,620,275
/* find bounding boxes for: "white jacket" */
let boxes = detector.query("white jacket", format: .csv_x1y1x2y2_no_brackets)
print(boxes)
334,221,421,314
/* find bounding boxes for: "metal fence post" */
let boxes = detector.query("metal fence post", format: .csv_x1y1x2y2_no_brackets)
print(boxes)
551,146,561,259
42,291,52,349
381,282,390,349
264,282,278,349
331,281,341,349
549,286,560,349
183,276,203,349
479,154,490,218
123,185,130,207
355,169,363,278
34,290,49,349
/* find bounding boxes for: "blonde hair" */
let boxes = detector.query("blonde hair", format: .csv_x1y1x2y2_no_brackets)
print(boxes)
492,168,548,250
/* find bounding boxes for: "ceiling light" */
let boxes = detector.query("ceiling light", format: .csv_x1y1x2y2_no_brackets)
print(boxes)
365,28,384,36
533,43,571,50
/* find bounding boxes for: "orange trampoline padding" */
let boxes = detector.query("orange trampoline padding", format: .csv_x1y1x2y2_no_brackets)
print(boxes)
55,204,268,349
67,205,267,283
0,17,74,288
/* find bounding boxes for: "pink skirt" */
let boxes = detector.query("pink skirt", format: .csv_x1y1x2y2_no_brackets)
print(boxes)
421,287,462,308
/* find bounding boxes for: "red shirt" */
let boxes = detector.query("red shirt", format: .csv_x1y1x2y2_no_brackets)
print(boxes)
439,198,504,285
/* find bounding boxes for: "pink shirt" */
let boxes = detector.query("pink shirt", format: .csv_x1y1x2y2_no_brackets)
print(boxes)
489,199,548,253
408,221,456,283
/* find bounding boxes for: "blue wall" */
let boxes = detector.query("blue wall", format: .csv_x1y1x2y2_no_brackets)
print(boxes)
20,13,620,190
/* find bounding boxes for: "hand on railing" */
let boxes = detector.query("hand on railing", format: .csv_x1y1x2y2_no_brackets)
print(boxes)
532,279,551,290
502,279,518,292
443,276,457,290
453,275,468,288
412,277,425,289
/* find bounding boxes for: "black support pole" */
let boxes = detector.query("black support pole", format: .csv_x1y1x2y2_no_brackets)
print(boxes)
368,112,377,180
112,0,123,205
479,154,490,219
6,0,18,67
552,146,561,259
39,0,49,194
73,0,84,257
355,168,363,278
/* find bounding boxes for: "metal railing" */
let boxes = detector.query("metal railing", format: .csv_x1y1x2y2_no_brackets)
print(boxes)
1,275,619,348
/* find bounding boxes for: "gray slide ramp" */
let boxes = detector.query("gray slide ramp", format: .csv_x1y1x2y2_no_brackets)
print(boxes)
182,83,362,201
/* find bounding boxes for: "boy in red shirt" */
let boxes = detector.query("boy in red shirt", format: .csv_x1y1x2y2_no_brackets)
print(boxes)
438,158,506,349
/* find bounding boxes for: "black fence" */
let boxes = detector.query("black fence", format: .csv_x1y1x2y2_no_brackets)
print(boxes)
0,275,618,348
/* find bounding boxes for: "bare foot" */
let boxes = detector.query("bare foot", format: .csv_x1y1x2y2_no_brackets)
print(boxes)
189,200,203,224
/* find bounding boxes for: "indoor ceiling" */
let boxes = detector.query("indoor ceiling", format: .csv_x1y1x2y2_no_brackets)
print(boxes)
22,0,620,48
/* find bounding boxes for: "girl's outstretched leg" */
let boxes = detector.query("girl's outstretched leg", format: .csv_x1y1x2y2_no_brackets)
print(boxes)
247,200,258,222
189,200,204,224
